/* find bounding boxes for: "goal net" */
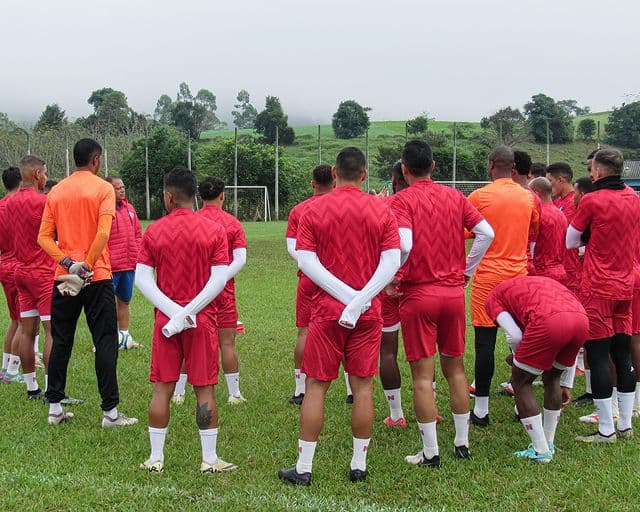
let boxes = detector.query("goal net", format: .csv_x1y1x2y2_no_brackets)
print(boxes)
219,186,271,222
436,181,489,196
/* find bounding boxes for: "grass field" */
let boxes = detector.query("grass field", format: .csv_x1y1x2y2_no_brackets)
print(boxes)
1,221,639,511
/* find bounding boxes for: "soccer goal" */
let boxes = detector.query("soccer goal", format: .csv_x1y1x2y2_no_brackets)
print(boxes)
436,181,489,196
222,186,272,222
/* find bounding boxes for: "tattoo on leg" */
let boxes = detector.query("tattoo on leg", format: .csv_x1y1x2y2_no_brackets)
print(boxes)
196,403,213,429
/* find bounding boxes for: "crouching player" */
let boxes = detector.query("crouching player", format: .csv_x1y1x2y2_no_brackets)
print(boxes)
135,167,237,474
486,276,589,462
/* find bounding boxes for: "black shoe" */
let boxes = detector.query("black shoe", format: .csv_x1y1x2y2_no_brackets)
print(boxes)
345,395,354,404
288,393,304,405
419,454,441,468
349,468,368,482
454,445,471,459
470,411,490,426
44,395,85,405
27,388,45,400
571,392,593,406
278,465,311,486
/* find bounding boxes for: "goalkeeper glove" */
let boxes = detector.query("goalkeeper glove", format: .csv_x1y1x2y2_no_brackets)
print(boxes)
60,257,92,280
57,274,87,297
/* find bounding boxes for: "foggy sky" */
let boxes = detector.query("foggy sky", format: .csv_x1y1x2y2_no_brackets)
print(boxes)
1,0,638,126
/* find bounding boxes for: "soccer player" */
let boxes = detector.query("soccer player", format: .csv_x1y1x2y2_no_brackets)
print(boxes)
278,147,400,485
513,150,541,280
196,176,248,404
633,220,640,417
567,148,640,442
574,177,594,209
468,145,539,425
0,166,23,383
528,162,547,181
105,176,142,350
135,167,236,474
285,164,334,405
38,138,137,427
391,140,493,466
486,276,589,462
0,156,54,399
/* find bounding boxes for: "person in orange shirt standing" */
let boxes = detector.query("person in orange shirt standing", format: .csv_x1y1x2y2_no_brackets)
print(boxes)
468,145,539,426
38,138,137,428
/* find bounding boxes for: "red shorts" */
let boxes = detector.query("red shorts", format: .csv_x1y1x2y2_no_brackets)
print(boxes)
296,275,316,328
513,311,589,374
632,287,640,335
150,311,219,386
301,319,381,381
213,287,238,329
0,266,20,321
14,269,53,320
400,285,466,361
381,292,400,332
580,293,632,339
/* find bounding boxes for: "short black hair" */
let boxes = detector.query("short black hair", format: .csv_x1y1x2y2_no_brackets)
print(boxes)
513,151,532,175
335,147,366,181
587,149,598,160
2,167,21,191
198,176,225,200
402,140,433,176
529,162,546,178
593,148,624,175
575,176,594,195
164,166,196,200
546,162,573,182
391,161,408,192
44,179,58,192
312,164,333,187
73,138,102,167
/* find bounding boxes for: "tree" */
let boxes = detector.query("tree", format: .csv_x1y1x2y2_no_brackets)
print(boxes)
34,104,67,132
254,96,295,145
232,90,258,129
606,101,640,148
157,83,223,139
577,118,597,140
407,115,428,135
523,93,573,144
0,112,17,131
154,94,173,124
332,100,370,139
557,99,591,117
480,107,526,144
88,87,116,111
81,88,142,135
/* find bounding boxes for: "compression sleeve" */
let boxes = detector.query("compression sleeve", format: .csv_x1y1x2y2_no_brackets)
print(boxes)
134,264,183,318
399,228,412,266
85,214,113,268
297,250,357,305
464,220,495,277
566,225,584,249
495,311,523,352
286,237,298,261
38,219,65,263
227,248,247,281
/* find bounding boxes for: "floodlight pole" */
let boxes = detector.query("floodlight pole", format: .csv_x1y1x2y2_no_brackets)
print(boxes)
546,120,550,165
234,128,239,217
597,121,601,149
187,136,192,171
365,129,370,192
64,132,70,177
275,126,279,221
452,122,457,186
317,125,321,165
104,134,109,176
145,134,151,220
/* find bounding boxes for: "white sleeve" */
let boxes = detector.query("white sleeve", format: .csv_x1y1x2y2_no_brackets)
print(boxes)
134,264,183,318
298,250,357,305
464,220,494,277
495,311,523,352
339,249,402,328
286,237,298,261
399,228,413,266
566,225,584,249
529,241,536,257
226,248,247,281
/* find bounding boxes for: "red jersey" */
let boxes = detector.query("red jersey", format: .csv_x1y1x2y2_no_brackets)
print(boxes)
296,185,400,322
554,190,581,289
138,208,228,319
571,187,640,299
391,180,483,287
197,205,247,294
553,190,576,222
2,188,53,273
0,195,18,271
486,276,586,327
533,202,568,283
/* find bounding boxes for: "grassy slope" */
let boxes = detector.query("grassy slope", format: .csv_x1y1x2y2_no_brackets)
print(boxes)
1,221,639,511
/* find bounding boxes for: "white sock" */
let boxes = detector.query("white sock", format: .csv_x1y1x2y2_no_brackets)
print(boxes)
24,372,38,392
634,382,640,410
577,349,585,372
350,437,370,471
385,388,404,421
559,362,577,389
45,374,48,392
34,334,40,354
7,354,20,375
2,352,9,371
104,407,118,420
294,369,306,396
617,391,635,431
453,412,470,447
174,373,187,396
474,396,489,418
543,408,561,445
199,428,218,464
225,372,240,398
593,397,615,436
121,329,130,336
612,387,619,417
149,426,167,462
585,369,592,394
49,402,63,415
344,371,353,397
418,421,439,458
521,414,549,454
296,439,317,473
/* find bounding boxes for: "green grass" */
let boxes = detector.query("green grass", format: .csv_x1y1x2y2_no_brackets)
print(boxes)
1,221,639,511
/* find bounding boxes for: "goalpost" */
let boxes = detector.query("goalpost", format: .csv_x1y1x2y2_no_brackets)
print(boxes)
223,186,271,222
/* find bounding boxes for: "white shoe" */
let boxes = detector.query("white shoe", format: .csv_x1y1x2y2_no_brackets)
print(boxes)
579,412,619,424
172,394,185,405
632,408,640,418
200,458,238,473
140,459,164,473
102,412,138,428
227,394,247,405
48,411,74,425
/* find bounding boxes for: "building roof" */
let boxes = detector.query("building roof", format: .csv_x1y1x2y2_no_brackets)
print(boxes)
623,160,640,178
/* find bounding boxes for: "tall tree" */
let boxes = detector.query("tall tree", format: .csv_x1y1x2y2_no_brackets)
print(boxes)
0,112,17,131
523,93,573,144
577,118,597,140
232,90,258,129
254,96,295,144
154,94,173,124
557,99,591,117
332,100,370,139
161,83,223,138
480,107,526,144
606,101,640,148
34,104,67,131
